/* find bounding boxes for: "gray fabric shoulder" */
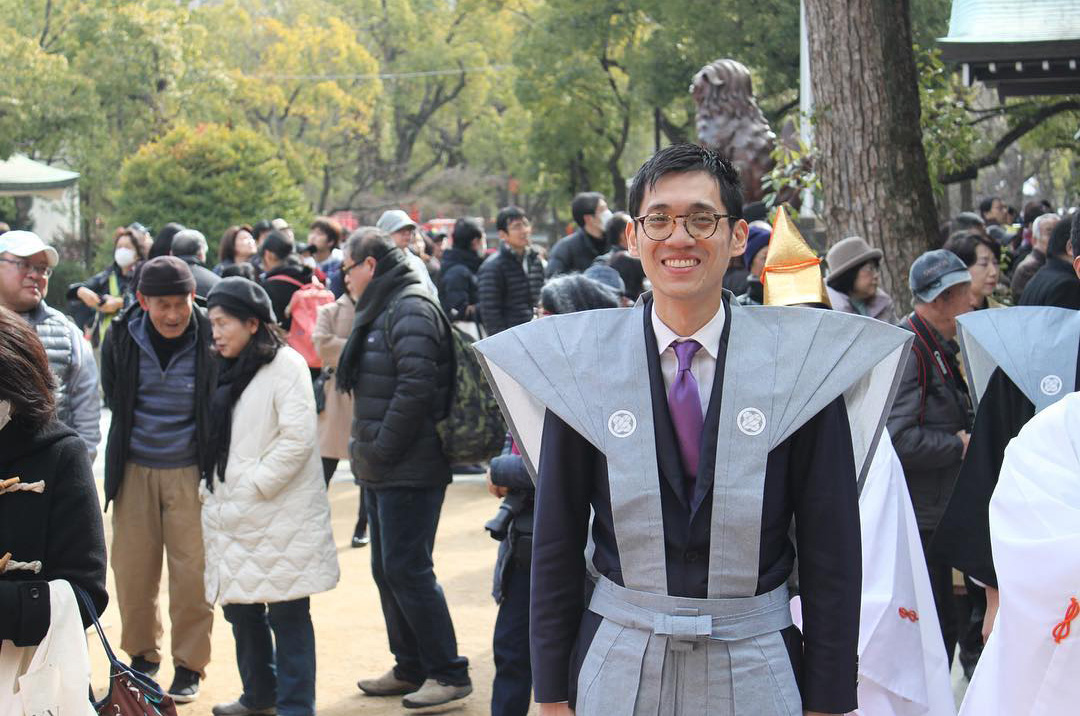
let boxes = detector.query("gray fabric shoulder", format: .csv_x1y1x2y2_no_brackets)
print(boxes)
958,306,1080,413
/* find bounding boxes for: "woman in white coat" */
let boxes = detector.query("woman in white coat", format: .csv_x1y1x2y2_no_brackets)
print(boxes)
203,277,339,716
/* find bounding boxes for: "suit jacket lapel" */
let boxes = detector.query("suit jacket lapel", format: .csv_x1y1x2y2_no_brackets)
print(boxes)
692,294,732,517
643,302,690,512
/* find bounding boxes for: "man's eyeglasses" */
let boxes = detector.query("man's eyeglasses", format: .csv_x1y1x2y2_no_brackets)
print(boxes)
0,257,53,278
633,212,735,242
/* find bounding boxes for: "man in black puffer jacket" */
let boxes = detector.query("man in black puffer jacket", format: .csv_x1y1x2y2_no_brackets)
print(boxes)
477,206,545,335
336,227,472,709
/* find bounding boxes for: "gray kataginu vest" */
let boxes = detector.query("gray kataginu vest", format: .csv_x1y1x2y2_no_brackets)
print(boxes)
958,306,1080,415
475,298,912,715
23,301,76,427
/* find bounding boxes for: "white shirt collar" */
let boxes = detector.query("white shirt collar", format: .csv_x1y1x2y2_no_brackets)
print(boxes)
651,301,726,359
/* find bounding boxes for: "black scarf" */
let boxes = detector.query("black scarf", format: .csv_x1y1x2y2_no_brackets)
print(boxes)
206,339,279,488
335,248,422,394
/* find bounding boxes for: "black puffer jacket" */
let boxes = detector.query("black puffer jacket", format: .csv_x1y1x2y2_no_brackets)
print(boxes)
100,303,217,508
438,247,483,320
546,227,608,277
477,242,545,335
343,249,454,489
886,313,973,532
0,419,108,645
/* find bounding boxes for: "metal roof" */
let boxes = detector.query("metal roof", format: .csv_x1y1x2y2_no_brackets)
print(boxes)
0,155,79,199
941,0,1080,44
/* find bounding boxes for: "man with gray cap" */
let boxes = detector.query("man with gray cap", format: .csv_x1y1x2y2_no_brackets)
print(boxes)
170,228,220,305
887,248,975,667
375,209,440,299
0,230,100,456
100,255,216,702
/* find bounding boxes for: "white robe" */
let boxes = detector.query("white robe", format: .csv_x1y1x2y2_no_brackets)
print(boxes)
959,391,1080,715
792,432,956,716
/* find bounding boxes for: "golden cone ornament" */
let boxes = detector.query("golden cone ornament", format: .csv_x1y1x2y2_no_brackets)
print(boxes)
761,207,831,308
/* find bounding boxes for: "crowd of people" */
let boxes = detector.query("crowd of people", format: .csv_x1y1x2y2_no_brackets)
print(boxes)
1,140,1078,716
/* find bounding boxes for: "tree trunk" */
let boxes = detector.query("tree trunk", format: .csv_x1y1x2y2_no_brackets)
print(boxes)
804,0,939,314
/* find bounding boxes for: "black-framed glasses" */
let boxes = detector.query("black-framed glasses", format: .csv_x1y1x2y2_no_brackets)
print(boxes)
0,257,53,278
633,212,734,241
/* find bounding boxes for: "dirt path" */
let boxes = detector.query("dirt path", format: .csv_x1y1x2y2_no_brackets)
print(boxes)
90,471,525,715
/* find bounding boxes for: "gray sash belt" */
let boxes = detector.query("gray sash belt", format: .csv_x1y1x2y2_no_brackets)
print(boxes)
576,576,801,715
588,576,793,651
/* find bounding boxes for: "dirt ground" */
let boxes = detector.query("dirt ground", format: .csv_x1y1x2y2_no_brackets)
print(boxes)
88,468,527,715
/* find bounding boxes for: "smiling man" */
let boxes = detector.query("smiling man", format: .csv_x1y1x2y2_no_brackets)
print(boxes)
475,144,912,715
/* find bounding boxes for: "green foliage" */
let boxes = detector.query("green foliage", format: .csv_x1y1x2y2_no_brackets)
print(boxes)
916,47,978,195
112,124,312,254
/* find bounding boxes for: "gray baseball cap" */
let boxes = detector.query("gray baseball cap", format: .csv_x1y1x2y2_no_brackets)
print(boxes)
376,209,416,235
909,249,971,303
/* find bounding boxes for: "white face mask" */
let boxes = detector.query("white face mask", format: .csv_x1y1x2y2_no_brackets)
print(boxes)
599,209,614,229
0,401,11,432
114,247,138,268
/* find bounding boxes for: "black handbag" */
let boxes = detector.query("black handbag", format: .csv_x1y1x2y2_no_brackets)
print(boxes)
75,586,178,716
313,366,333,414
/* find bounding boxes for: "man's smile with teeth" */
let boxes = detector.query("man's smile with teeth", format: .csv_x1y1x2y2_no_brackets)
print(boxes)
663,258,700,268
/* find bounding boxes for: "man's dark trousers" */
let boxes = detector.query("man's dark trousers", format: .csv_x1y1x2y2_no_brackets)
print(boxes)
491,562,531,716
367,485,470,685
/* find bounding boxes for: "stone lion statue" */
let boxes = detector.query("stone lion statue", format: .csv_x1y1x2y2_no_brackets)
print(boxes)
690,59,778,203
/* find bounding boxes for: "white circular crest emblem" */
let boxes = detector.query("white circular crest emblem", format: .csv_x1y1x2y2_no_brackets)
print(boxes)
737,408,767,437
1041,374,1063,396
608,410,637,438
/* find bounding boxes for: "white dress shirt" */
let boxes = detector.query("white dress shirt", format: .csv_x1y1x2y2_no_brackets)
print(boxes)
651,302,727,417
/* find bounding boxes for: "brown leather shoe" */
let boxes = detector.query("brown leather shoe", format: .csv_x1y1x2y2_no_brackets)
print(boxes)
357,669,422,696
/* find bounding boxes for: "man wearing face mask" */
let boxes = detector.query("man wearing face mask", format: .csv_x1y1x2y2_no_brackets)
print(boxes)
546,192,613,277
100,256,216,703
0,231,101,459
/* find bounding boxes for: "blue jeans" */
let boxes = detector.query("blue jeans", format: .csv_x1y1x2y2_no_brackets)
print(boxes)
222,598,316,716
491,563,532,716
367,485,470,685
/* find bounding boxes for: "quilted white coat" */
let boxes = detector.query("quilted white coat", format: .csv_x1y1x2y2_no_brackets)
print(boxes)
201,346,340,605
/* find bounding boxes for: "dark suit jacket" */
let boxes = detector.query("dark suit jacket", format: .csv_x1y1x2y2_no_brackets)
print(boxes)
1018,255,1080,310
530,299,861,713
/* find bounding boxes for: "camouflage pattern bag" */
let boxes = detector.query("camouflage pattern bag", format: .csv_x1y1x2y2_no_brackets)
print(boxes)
385,290,505,465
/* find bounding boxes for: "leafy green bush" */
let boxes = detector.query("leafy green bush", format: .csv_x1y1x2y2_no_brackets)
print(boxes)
112,123,312,259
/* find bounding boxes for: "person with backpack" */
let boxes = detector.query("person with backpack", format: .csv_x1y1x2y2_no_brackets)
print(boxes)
887,249,975,668
335,227,473,710
259,230,334,377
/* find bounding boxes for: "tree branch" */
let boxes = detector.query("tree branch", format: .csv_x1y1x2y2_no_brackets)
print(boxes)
940,99,1080,184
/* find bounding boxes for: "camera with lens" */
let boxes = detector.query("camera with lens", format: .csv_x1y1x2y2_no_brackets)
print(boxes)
485,491,529,541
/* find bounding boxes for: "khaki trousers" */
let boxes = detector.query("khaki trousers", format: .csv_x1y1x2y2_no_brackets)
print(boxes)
111,462,213,673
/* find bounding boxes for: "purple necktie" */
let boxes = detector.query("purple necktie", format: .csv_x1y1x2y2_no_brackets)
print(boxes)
668,340,703,500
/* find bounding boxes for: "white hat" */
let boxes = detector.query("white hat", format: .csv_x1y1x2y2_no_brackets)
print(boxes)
0,230,59,267
377,209,417,235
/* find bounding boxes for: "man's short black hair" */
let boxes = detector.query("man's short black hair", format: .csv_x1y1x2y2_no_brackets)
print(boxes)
627,144,743,223
343,226,396,271
261,230,294,259
452,217,483,250
571,192,605,228
978,196,1001,217
1072,211,1080,260
496,206,528,233
1049,211,1076,258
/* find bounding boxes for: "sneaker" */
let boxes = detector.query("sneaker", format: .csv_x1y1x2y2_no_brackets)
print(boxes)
167,667,200,703
129,655,160,677
351,531,370,548
211,700,276,716
357,669,421,696
402,679,473,708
